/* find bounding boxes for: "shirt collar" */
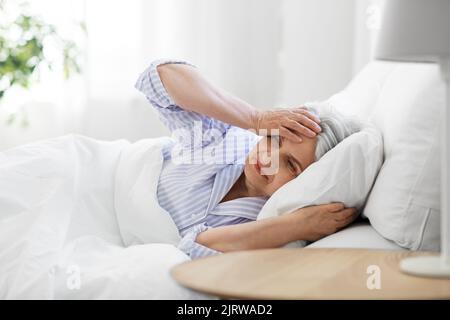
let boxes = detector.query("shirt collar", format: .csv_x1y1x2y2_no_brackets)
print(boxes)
205,163,268,219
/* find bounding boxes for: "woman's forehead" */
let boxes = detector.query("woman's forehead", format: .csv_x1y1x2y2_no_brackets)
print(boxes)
286,136,317,168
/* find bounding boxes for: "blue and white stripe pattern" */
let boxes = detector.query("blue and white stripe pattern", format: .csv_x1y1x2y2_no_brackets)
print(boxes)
135,59,269,259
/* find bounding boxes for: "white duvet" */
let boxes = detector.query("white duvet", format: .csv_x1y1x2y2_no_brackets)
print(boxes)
0,134,212,299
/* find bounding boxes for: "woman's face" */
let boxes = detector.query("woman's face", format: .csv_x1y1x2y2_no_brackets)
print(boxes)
244,135,317,196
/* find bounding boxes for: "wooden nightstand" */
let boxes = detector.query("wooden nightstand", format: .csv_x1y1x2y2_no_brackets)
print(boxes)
171,248,450,299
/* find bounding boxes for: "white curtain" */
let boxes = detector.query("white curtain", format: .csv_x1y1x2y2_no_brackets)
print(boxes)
80,0,284,142
1,0,377,149
0,0,87,149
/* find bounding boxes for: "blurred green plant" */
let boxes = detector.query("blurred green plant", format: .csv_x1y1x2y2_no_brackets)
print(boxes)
0,0,85,126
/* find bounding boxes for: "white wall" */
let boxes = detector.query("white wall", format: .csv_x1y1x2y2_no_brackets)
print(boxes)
83,0,284,142
278,0,356,106
94,0,358,143
1,0,374,149
141,0,283,108
79,0,171,141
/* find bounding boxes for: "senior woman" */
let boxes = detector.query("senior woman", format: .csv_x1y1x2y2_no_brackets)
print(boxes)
135,59,360,259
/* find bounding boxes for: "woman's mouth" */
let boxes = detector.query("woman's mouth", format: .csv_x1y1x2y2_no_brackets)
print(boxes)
251,156,269,181
254,159,267,179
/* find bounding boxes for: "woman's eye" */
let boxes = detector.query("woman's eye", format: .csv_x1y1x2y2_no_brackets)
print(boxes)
288,159,301,176
288,160,295,172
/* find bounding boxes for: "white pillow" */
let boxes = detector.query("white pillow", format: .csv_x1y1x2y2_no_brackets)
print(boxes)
257,126,383,247
330,61,444,251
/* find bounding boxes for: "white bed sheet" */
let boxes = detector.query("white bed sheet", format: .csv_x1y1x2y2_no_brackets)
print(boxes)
0,134,401,299
307,221,404,250
0,134,213,299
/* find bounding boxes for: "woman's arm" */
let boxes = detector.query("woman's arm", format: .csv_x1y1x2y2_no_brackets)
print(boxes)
157,62,322,142
157,63,259,131
196,203,358,252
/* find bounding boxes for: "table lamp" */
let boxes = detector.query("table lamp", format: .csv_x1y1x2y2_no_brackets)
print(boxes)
375,0,450,277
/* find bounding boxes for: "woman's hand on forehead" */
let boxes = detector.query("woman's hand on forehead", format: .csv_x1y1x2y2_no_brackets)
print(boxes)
252,106,322,143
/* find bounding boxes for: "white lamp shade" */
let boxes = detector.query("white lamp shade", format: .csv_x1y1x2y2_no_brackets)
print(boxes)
375,0,450,62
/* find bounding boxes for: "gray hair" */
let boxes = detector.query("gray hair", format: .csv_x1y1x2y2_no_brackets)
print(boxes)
303,101,362,161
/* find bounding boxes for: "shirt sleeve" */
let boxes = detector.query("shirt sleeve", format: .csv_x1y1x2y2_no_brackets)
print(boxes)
134,59,231,148
177,222,222,260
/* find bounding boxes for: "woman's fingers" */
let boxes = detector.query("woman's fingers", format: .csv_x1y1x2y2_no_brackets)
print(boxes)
334,209,359,229
293,107,321,124
279,127,303,143
284,119,317,138
283,119,316,138
293,204,357,241
327,202,346,212
257,108,321,142
336,217,358,231
291,112,322,134
334,207,357,220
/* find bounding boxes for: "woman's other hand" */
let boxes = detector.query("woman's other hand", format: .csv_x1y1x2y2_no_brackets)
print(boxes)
252,107,322,143
290,203,359,241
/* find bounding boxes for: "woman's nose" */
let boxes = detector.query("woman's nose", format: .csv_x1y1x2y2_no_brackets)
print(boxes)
259,153,280,176
259,152,272,170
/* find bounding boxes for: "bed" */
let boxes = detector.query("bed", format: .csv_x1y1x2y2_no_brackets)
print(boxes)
0,59,440,299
